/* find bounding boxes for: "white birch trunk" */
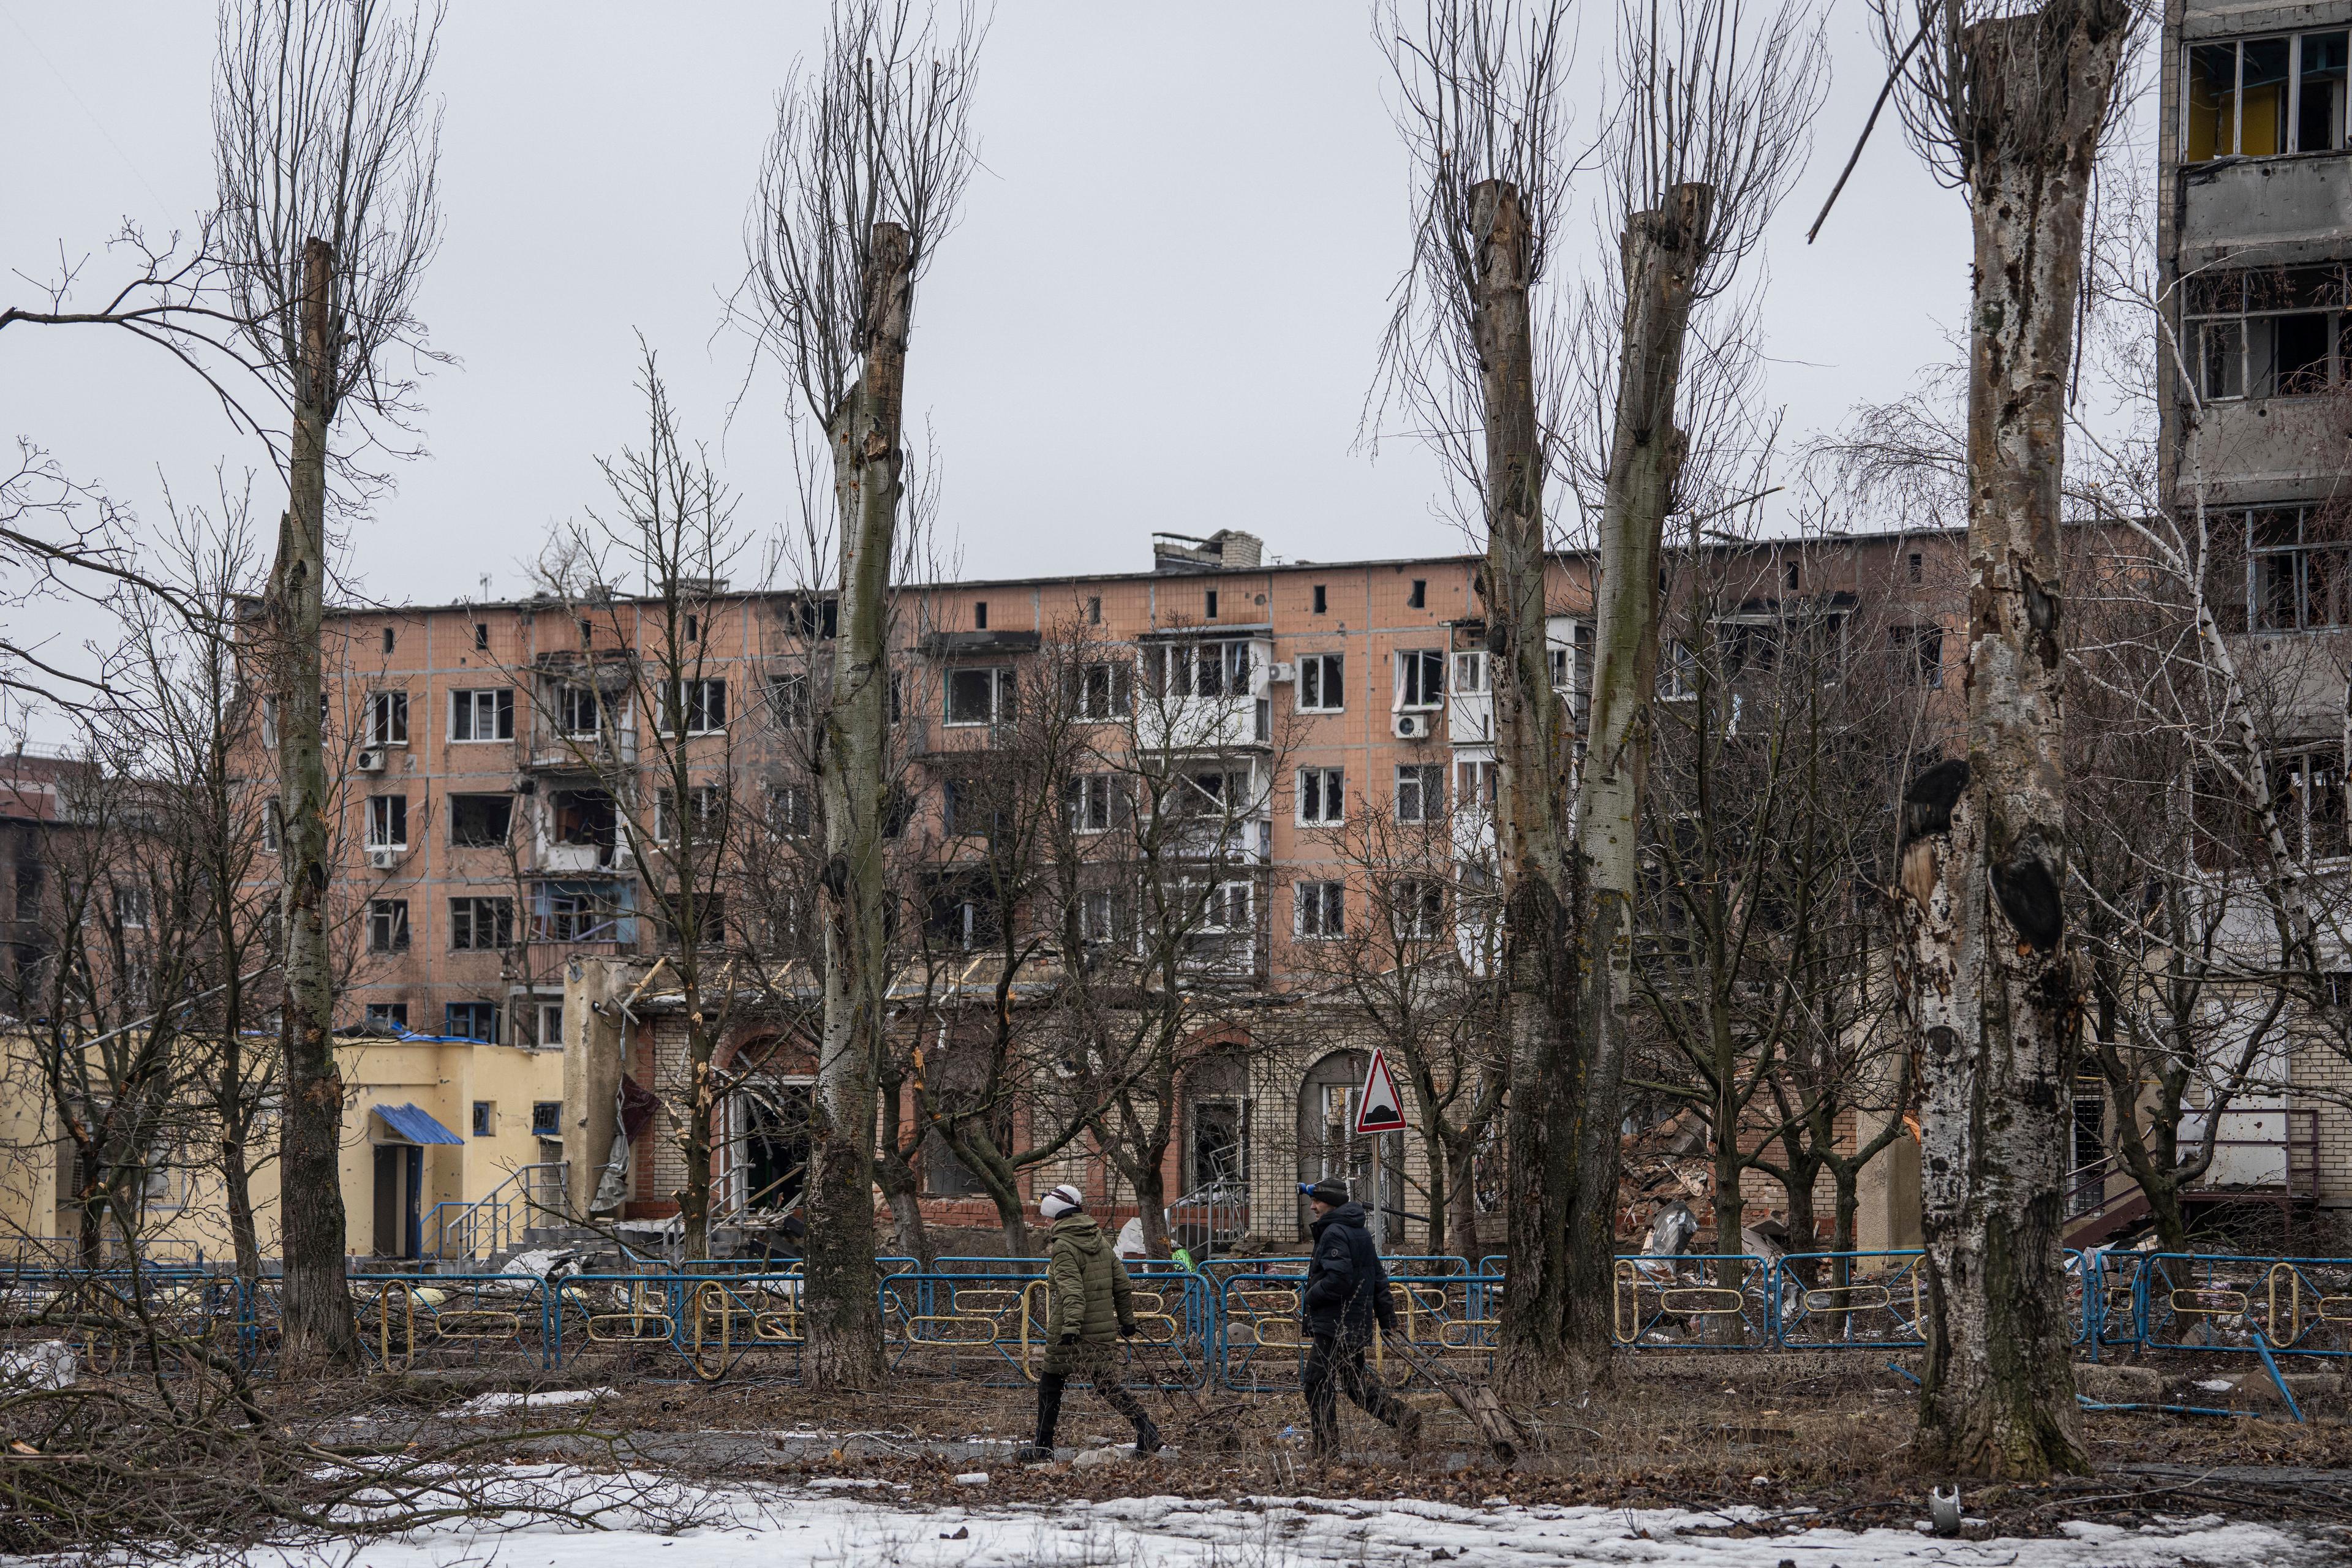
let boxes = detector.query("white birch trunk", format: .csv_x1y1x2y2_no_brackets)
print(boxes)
1898,0,2127,1478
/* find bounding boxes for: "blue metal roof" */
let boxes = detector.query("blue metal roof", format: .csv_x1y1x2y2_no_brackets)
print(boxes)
373,1102,464,1146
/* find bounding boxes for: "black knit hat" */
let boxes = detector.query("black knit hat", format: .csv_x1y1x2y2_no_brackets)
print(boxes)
1300,1178,1350,1207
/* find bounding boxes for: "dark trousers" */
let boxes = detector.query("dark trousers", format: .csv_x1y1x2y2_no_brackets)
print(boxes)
1035,1338,1148,1448
1303,1329,1403,1452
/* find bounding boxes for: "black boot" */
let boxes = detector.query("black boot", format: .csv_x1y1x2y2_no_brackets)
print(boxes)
1014,1374,1065,1463
1131,1413,1162,1457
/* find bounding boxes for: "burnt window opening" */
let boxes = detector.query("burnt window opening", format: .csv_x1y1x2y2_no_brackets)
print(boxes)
1207,589,1219,619
382,627,396,655
1408,579,1427,609
1313,584,1327,614
473,623,489,650
551,788,619,848
1892,625,1945,688
448,793,514,846
974,601,988,630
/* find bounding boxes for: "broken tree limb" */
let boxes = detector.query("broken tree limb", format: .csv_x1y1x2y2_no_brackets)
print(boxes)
1806,17,1931,244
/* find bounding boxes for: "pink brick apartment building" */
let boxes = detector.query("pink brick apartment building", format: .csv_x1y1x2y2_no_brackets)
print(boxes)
278,524,1972,1252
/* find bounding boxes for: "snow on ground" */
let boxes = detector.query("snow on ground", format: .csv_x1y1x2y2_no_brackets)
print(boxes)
300,1471,2324,1567
447,1387,610,1417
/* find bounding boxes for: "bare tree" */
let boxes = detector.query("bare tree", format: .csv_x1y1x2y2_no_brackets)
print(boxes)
1287,798,1507,1259
736,0,981,1386
1867,0,2133,1477
529,352,752,1264
1635,522,1921,1307
1372,0,1589,1387
114,488,283,1281
1374,0,1825,1387
211,0,445,1364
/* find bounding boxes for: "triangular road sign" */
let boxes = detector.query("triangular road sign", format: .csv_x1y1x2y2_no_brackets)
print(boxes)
1355,1047,1408,1133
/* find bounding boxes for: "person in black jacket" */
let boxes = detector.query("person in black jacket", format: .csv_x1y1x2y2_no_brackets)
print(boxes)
1297,1178,1420,1459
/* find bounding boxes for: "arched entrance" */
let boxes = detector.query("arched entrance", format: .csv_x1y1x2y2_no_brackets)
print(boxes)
1296,1049,1403,1242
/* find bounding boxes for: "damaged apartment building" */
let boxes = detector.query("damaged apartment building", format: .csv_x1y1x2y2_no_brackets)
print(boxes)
2127,0,2352,1238
301,524,1967,1257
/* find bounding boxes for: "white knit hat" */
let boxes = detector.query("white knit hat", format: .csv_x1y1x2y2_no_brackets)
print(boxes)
1039,1183,1084,1220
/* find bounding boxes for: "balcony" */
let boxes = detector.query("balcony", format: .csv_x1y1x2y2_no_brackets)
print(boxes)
527,729,635,772
2179,152,2352,268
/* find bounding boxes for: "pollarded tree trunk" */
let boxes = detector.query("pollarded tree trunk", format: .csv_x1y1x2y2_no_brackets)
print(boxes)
1896,0,2127,1480
806,220,913,1388
1474,177,1586,1389
272,236,360,1365
1562,183,1712,1374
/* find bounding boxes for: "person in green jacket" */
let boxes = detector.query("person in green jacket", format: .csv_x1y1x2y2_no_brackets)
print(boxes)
1014,1184,1161,1463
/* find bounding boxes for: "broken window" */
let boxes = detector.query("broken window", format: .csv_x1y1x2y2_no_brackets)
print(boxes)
787,595,839,640
1079,660,1133,720
1297,766,1344,825
1891,625,1945,688
366,899,410,954
766,782,812,837
365,794,408,850
448,897,514,951
2247,505,2352,630
660,678,726,736
1393,649,1444,709
445,1001,500,1043
556,684,618,739
1144,640,1251,699
2273,747,2350,861
448,794,513,847
943,775,1006,842
1452,650,1488,694
1455,757,1496,811
1295,879,1344,940
654,784,726,844
2187,31,2346,160
1658,638,1698,701
1395,763,1444,823
364,691,408,747
767,671,810,730
532,880,634,943
1386,878,1446,941
450,687,514,741
1078,886,1128,944
551,788,618,848
1297,652,1344,712
944,665,1017,725
1067,774,1123,834
2188,267,2352,401
922,871,1001,951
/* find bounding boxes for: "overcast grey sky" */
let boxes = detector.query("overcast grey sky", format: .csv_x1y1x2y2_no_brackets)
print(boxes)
3,0,2022,621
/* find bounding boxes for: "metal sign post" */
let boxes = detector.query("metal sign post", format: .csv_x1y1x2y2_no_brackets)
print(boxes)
1354,1049,1408,1249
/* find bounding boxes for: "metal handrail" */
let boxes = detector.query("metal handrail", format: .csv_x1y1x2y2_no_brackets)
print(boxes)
427,1162,569,1262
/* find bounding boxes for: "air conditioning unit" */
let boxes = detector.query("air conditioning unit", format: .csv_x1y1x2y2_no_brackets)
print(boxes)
1268,661,1297,684
608,842,635,871
367,848,398,871
356,748,385,772
1393,712,1433,741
